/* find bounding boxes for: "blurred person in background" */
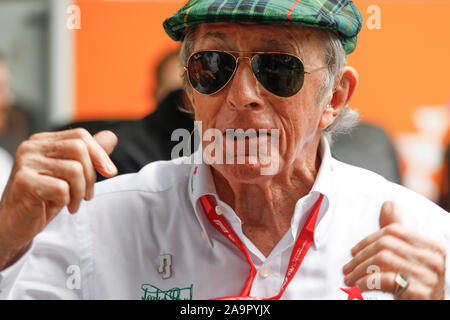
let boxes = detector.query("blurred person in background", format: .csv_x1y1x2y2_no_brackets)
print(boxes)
153,48,185,104
438,127,450,211
0,55,13,195
0,0,448,300
58,47,194,181
439,145,449,211
331,122,401,184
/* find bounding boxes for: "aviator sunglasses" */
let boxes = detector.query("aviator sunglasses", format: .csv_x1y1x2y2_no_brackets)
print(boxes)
185,50,328,98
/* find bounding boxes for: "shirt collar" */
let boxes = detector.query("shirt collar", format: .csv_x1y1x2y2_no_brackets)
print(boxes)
311,135,333,203
188,152,219,247
302,135,333,249
188,135,334,249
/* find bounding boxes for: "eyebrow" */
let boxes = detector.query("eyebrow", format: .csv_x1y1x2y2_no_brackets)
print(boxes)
201,31,233,48
203,31,229,42
263,38,294,51
203,33,294,50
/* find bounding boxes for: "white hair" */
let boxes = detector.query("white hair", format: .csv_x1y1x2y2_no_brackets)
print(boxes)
179,25,359,144
318,30,359,144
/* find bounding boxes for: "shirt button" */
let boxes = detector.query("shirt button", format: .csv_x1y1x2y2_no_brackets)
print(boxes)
315,231,324,243
215,205,223,215
259,265,272,279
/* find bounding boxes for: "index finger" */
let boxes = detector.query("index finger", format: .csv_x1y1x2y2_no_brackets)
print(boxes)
30,128,117,177
351,223,446,258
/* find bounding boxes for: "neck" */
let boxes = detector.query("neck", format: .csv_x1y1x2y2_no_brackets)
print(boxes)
212,140,322,256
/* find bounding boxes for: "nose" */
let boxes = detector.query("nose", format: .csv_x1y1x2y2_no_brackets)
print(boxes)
225,57,264,111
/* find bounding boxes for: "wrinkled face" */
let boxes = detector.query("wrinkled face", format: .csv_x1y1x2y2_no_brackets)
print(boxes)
188,23,331,183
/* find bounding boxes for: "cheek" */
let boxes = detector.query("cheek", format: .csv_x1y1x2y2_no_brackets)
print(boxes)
278,98,321,149
192,94,220,127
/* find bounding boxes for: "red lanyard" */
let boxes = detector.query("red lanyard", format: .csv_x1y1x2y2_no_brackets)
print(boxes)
199,193,324,300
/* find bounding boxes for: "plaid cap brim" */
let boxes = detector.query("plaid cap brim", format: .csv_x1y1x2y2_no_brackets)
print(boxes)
163,0,363,55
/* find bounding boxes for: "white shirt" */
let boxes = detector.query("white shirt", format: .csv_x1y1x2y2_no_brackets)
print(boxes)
0,137,449,300
0,146,12,197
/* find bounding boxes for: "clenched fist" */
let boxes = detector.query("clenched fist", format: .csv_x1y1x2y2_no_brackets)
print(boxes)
0,128,118,270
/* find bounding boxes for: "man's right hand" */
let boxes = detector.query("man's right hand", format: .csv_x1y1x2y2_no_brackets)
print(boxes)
0,128,118,270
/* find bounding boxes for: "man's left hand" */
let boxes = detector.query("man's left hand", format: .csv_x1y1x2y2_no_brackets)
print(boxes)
342,201,446,300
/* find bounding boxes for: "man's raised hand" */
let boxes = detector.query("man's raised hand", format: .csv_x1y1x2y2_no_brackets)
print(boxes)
343,201,446,299
0,128,118,270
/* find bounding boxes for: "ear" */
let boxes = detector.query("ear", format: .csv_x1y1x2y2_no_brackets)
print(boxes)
319,66,359,129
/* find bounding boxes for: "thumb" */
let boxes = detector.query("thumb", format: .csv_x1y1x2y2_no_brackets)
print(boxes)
93,130,118,156
379,201,402,229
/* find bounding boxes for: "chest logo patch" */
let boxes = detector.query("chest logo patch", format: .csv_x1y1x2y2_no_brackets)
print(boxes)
141,284,194,300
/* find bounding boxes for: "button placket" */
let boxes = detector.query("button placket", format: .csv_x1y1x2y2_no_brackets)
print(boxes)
215,205,223,215
258,265,273,279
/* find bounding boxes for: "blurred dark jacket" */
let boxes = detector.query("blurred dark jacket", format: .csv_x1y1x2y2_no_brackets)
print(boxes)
439,144,450,212
331,123,401,184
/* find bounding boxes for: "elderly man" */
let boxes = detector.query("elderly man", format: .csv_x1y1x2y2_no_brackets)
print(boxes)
0,0,448,300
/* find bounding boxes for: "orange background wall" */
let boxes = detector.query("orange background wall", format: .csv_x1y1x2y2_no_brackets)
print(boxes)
74,0,186,120
74,0,450,132
346,0,450,137
73,0,450,200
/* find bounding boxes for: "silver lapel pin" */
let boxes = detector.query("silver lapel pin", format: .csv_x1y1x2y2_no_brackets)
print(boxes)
158,254,172,279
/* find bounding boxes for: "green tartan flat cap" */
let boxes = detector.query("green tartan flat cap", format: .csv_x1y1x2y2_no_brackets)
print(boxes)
163,0,363,54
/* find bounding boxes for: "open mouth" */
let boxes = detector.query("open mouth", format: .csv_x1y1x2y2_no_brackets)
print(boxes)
224,129,271,141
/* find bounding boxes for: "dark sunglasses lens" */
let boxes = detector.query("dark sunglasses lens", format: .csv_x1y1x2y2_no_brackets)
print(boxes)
252,53,305,97
187,51,236,94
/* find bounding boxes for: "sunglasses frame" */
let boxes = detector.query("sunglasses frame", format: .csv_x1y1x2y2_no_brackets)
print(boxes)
184,50,328,97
